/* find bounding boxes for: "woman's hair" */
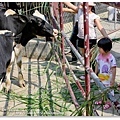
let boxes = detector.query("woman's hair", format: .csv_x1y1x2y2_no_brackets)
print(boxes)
91,6,95,13
97,37,112,53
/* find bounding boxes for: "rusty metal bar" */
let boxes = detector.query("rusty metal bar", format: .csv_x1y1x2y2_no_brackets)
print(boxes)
63,54,86,98
55,2,79,108
50,2,80,108
51,3,86,105
54,51,79,108
83,2,90,116
59,2,66,71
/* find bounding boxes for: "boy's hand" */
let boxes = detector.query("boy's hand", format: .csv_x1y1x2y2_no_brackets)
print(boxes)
110,80,115,87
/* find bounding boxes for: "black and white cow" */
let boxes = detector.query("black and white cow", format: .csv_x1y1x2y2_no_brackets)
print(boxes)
0,30,14,90
0,4,58,92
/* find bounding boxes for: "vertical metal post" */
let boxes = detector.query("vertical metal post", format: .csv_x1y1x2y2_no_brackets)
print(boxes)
83,2,90,116
59,2,65,71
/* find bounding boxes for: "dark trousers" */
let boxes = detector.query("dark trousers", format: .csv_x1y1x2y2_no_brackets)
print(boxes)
69,21,78,60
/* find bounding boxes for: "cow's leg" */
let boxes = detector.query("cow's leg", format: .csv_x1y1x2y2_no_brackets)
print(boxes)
5,50,15,92
14,44,25,88
0,73,6,91
6,65,12,92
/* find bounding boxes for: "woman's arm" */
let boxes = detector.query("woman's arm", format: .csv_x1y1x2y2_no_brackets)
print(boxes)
62,7,76,13
63,2,78,12
95,18,108,38
62,2,83,13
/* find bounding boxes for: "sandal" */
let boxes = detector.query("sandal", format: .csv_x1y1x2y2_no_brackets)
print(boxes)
114,101,120,109
95,100,102,105
103,102,111,110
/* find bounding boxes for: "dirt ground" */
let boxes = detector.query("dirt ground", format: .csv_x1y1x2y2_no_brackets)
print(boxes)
0,41,120,116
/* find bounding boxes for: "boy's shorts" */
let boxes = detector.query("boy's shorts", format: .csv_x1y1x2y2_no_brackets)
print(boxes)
78,38,97,49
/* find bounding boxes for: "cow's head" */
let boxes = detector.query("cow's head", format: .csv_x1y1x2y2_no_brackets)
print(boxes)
20,10,58,46
29,10,58,37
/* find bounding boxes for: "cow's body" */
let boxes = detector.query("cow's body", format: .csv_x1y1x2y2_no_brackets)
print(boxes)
0,4,58,92
0,5,28,36
0,30,14,90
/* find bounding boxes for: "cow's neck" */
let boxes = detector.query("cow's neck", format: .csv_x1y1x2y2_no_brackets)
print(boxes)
20,22,36,46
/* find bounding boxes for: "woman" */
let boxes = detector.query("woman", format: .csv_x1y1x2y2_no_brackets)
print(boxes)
63,2,109,79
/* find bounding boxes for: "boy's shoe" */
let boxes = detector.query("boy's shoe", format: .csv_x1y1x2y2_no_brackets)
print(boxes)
103,102,111,110
114,101,120,109
94,100,103,105
95,101,111,110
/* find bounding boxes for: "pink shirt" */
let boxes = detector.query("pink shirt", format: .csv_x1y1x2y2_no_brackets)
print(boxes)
96,53,116,85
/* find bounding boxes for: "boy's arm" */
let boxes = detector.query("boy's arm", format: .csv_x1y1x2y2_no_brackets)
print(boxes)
110,67,116,87
95,62,98,75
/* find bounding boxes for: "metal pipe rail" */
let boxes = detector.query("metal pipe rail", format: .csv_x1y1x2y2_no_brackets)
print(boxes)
63,54,86,98
62,30,120,113
54,51,79,108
